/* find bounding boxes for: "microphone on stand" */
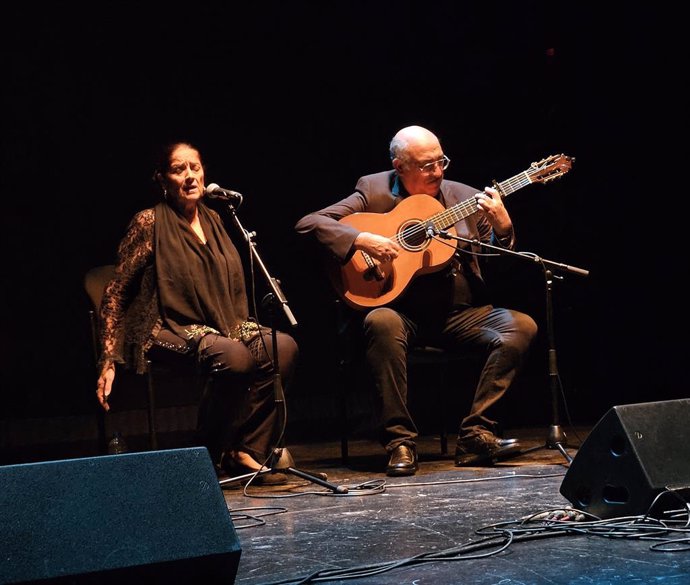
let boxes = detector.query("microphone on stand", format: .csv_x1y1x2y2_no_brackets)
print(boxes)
425,221,438,238
204,183,243,207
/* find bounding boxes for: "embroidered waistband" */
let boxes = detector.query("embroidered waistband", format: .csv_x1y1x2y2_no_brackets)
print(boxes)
229,320,260,342
184,321,260,343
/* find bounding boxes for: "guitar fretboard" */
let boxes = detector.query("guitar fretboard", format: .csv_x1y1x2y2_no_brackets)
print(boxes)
431,170,535,231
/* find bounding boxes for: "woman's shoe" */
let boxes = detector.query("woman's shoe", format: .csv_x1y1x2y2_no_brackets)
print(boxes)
221,451,288,486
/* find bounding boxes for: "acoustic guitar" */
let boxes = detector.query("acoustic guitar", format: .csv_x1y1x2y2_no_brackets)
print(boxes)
331,153,573,310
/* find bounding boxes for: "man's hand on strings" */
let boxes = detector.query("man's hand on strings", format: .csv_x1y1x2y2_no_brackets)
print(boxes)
354,232,401,263
475,187,512,236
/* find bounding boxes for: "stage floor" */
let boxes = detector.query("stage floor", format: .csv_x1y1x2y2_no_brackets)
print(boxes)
222,427,690,585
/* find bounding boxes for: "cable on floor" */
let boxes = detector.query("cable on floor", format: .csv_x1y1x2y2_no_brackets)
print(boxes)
256,487,690,584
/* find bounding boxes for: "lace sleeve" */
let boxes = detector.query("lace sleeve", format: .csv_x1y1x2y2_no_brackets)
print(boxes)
98,208,155,367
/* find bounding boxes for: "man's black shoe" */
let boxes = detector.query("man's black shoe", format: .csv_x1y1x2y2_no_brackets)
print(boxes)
386,444,418,476
455,433,521,466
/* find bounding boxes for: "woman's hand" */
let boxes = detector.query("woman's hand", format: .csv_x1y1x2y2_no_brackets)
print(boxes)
96,363,116,412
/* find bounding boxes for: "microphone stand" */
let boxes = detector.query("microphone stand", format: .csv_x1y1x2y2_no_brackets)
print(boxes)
214,199,347,493
436,228,589,464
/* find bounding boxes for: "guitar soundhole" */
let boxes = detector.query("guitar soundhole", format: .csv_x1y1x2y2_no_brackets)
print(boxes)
398,219,429,252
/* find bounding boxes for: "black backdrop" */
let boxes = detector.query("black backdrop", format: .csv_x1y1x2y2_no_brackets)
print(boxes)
1,3,682,432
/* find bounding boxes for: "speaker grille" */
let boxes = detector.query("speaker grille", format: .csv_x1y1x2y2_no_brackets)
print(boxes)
0,447,241,584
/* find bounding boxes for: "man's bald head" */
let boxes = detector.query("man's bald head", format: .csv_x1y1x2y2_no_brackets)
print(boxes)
389,126,441,162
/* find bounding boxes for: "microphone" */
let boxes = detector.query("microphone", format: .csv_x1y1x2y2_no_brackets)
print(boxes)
204,183,243,207
425,221,437,238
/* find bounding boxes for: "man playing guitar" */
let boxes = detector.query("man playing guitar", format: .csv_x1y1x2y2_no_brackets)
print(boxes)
296,125,568,476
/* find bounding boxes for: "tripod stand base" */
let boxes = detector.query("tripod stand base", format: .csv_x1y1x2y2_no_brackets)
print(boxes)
219,448,349,494
546,424,568,448
270,445,296,469
519,425,573,464
269,447,348,493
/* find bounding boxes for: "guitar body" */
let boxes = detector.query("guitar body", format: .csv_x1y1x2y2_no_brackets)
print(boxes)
331,195,457,310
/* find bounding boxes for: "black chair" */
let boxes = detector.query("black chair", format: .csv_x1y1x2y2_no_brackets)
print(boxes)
334,299,473,464
84,265,205,452
85,265,121,452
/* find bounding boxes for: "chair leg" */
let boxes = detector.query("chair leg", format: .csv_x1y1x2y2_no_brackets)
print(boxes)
96,405,107,454
439,368,448,455
339,359,349,465
340,411,349,464
146,360,159,451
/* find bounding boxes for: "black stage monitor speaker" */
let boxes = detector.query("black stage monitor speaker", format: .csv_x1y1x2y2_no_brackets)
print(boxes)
560,398,690,519
0,447,241,584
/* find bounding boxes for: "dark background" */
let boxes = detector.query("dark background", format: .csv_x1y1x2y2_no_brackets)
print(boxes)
1,3,682,439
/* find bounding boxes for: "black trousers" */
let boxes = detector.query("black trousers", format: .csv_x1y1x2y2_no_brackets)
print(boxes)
362,304,537,452
148,327,298,465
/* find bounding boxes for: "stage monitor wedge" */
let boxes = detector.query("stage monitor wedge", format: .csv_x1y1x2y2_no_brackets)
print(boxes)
560,398,690,519
0,447,241,584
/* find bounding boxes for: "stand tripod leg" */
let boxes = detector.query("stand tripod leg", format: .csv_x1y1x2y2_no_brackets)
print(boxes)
552,441,572,463
546,424,572,464
217,448,348,493
218,468,274,488
269,447,349,494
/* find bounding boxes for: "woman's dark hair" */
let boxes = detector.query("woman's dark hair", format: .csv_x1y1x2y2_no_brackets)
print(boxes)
152,141,203,181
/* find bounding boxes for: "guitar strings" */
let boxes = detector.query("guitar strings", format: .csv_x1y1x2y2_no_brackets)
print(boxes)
387,173,536,247
363,161,551,258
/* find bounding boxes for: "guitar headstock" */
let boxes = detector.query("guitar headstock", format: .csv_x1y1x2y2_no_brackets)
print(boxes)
528,153,574,184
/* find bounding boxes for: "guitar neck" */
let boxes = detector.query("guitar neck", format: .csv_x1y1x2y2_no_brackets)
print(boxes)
431,169,536,230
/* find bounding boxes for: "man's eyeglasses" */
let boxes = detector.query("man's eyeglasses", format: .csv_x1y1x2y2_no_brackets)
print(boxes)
416,155,451,174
